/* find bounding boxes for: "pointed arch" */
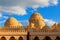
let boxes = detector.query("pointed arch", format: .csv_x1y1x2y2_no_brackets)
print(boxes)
9,37,16,40
18,37,23,40
55,36,60,40
34,36,39,40
0,37,6,40
43,36,51,40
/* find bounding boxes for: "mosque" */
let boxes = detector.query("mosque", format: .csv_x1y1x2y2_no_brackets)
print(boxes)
0,12,60,40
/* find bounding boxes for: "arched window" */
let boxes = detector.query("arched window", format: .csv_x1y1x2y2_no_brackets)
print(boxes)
43,36,51,40
1,37,6,40
9,37,16,40
55,36,60,40
18,37,23,40
34,36,39,40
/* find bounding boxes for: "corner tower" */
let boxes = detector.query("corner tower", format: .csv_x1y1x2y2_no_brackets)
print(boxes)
28,12,45,29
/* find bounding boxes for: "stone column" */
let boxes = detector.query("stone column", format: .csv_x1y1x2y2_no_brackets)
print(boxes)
51,38,56,40
6,36,10,40
15,36,19,40
51,36,56,40
39,36,45,40
15,37,18,40
40,38,44,40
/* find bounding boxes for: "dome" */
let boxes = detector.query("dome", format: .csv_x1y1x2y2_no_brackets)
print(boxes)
51,23,57,29
42,24,51,32
4,17,23,28
51,23,60,32
29,12,44,21
29,12,45,29
51,23,60,29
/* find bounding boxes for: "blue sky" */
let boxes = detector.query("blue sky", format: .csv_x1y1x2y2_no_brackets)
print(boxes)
0,0,60,26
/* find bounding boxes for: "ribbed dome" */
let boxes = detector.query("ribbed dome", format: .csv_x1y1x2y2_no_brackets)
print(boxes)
4,17,23,28
30,12,44,20
29,12,45,29
51,23,60,32
51,23,60,29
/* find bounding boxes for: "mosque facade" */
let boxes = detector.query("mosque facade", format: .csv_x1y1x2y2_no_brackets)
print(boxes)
0,12,60,40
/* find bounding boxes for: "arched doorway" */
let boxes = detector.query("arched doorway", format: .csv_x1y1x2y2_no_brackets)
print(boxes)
43,36,51,40
27,32,29,40
34,36,39,40
9,37,16,40
18,37,23,40
55,36,60,40
0,37,6,40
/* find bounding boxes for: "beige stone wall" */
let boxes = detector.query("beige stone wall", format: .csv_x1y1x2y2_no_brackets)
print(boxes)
0,36,27,40
0,29,27,40
0,28,60,40
28,28,60,40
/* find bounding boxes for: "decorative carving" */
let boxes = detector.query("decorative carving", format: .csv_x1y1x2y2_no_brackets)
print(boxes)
4,17,23,28
29,12,45,29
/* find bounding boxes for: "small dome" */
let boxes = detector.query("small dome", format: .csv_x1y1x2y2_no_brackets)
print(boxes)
51,23,60,32
42,24,51,32
29,12,45,29
51,23,60,29
4,17,23,28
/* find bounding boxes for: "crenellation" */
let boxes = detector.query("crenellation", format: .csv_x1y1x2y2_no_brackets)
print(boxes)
0,12,60,40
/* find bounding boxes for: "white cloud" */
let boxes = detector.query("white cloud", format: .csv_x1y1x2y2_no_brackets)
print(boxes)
0,20,6,23
1,6,26,15
0,16,8,26
19,20,29,27
0,18,57,26
50,0,58,5
0,0,58,15
0,13,9,19
0,20,6,26
44,19,57,26
18,19,57,27
0,13,2,17
3,16,9,19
